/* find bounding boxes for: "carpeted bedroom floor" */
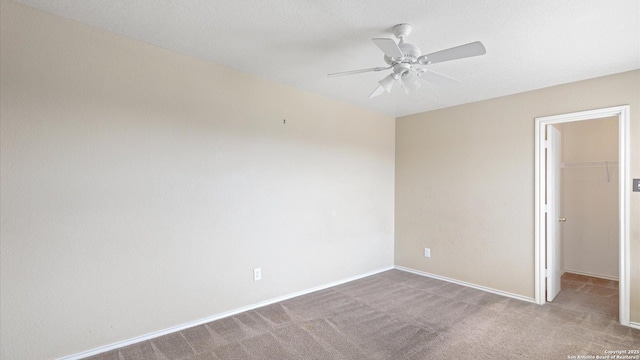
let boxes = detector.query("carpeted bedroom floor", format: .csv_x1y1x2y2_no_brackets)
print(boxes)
87,269,640,360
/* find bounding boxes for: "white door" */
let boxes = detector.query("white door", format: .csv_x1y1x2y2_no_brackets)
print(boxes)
546,125,563,302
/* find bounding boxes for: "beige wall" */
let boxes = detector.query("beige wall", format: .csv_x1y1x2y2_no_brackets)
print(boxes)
0,1,395,358
396,70,639,318
561,118,619,279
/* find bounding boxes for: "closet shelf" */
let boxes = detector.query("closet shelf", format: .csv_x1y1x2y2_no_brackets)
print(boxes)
561,161,618,168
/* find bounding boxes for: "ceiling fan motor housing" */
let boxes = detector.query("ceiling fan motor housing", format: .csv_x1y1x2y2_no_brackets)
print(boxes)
399,42,421,62
384,41,421,65
384,23,421,65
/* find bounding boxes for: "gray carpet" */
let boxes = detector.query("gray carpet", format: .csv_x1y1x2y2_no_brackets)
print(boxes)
86,269,640,360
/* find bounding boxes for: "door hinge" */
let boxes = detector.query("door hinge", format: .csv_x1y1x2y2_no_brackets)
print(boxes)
544,204,548,213
544,140,550,148
544,269,548,278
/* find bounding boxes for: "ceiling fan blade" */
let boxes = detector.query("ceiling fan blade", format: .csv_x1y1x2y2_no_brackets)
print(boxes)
369,84,386,98
418,41,486,64
372,38,404,59
417,69,460,87
327,66,391,77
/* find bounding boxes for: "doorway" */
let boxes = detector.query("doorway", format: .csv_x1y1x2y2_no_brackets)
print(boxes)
560,118,619,284
534,105,631,326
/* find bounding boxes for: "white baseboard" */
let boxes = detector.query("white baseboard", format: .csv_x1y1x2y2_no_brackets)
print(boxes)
394,266,536,304
58,266,394,360
629,322,640,330
563,269,619,281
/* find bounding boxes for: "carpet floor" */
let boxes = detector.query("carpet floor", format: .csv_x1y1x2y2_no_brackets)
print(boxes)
86,269,640,360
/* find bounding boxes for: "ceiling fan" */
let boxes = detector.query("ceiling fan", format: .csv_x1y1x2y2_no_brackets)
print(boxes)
328,24,486,98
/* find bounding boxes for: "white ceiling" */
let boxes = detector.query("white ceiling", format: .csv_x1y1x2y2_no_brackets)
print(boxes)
14,0,640,117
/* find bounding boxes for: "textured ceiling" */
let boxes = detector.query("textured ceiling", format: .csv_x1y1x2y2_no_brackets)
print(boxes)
13,0,640,117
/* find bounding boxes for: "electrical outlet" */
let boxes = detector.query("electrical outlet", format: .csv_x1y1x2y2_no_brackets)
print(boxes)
424,248,431,258
253,268,262,281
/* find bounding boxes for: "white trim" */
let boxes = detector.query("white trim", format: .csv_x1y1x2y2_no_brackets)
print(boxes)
394,266,536,304
534,116,545,304
620,106,631,326
563,269,619,282
630,322,640,331
57,266,394,360
534,105,631,327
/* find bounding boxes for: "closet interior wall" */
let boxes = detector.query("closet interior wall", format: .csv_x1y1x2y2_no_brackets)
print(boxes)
560,117,619,280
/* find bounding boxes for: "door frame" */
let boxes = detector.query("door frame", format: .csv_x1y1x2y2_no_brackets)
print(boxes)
534,105,630,326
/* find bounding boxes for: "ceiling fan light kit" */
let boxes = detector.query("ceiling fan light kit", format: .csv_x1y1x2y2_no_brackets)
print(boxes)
328,23,486,98
379,74,397,93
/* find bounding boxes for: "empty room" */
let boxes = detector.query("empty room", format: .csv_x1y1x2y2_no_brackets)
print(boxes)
1,0,639,359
